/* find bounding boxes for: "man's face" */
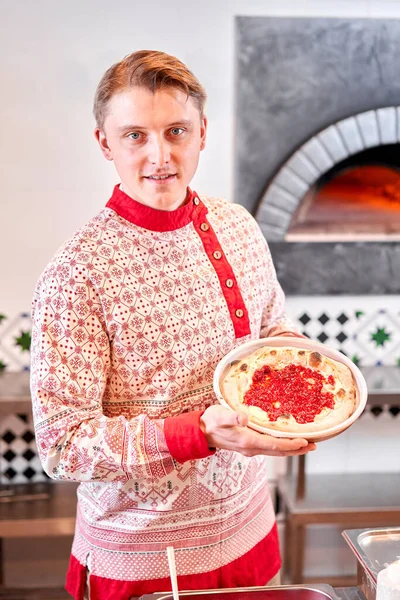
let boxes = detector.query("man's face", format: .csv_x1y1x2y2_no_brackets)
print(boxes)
95,86,207,211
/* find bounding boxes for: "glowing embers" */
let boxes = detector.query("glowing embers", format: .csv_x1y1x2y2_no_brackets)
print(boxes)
287,162,400,241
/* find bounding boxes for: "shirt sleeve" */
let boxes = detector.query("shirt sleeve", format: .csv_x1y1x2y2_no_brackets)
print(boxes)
30,270,213,483
164,411,216,463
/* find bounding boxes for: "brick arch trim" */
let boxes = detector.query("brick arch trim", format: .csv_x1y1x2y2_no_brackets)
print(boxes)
255,107,400,240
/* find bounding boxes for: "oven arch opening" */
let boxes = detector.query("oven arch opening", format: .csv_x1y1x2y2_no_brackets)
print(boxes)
288,144,400,241
256,107,400,242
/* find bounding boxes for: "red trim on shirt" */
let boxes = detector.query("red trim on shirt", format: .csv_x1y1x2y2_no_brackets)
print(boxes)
65,523,281,600
164,410,215,463
105,185,251,338
65,554,86,600
192,201,251,338
106,185,198,232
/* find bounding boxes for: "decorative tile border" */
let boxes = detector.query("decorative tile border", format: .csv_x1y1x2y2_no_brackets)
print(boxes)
349,309,400,366
296,308,400,367
2,301,400,372
0,413,47,484
0,312,31,372
286,296,400,367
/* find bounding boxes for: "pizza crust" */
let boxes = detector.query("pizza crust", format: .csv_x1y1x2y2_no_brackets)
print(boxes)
220,346,357,434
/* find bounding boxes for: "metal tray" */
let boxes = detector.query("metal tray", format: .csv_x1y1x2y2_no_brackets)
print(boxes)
140,584,341,600
343,527,400,582
358,529,400,574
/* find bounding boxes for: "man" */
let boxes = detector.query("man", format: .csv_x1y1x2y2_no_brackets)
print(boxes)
30,50,315,600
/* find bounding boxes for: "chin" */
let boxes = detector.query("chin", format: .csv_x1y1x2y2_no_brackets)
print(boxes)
155,188,186,204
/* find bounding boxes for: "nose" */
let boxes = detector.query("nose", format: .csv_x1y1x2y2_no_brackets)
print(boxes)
148,136,170,165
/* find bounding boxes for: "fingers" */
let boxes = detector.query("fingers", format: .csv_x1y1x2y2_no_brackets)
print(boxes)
272,443,316,457
238,431,316,457
266,433,318,450
261,435,309,451
241,441,317,458
282,441,316,455
201,405,318,458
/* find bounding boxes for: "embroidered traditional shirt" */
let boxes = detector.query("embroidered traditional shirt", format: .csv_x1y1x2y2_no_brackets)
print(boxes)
30,186,297,600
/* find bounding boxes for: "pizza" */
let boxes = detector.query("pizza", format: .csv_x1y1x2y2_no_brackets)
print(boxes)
220,346,357,434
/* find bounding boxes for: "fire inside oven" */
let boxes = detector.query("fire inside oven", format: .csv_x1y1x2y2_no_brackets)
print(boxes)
287,144,400,241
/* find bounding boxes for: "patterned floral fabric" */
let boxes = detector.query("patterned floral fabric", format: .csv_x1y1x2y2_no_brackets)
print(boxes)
30,186,297,600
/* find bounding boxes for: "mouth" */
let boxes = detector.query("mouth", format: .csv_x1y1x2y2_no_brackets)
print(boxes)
144,174,177,183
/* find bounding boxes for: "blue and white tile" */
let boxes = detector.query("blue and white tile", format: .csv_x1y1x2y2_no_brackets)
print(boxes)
0,312,31,372
0,413,46,484
352,310,400,366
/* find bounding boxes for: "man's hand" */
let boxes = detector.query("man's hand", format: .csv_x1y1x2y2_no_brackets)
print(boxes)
200,405,316,457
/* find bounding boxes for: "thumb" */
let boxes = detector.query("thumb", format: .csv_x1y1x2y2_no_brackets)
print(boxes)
235,409,249,428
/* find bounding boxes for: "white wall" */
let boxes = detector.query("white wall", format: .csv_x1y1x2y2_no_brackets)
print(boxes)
1,0,399,315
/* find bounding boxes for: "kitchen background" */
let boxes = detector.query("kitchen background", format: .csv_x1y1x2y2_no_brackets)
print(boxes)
1,0,400,590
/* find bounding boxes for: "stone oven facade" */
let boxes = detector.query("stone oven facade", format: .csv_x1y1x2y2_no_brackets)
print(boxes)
235,17,400,294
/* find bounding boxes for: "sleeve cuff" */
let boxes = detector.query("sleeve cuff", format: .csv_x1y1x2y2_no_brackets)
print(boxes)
164,410,216,464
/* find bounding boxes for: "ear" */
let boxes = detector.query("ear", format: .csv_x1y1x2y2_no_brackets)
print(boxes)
94,127,114,161
199,116,207,151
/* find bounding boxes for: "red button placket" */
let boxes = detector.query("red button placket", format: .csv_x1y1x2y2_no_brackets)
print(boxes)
192,195,251,339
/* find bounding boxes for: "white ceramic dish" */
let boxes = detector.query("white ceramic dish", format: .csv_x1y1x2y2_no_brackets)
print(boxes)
213,336,368,442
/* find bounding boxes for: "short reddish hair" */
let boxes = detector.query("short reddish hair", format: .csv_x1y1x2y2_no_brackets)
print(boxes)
93,50,207,129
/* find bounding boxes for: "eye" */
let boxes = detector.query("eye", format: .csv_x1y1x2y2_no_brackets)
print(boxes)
170,127,184,136
128,132,140,140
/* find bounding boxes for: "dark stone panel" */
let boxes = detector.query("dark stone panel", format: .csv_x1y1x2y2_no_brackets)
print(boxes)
235,17,400,214
268,241,400,295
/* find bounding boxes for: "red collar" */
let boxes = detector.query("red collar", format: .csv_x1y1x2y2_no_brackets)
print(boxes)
105,185,207,232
